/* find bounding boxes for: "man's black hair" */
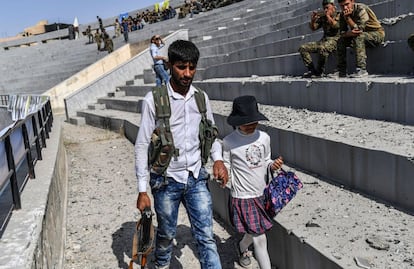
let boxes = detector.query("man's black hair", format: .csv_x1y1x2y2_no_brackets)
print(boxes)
168,40,200,65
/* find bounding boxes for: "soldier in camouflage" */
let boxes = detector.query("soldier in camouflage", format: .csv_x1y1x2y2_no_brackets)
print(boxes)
103,30,114,53
336,0,385,78
408,34,414,52
299,0,340,78
94,29,102,51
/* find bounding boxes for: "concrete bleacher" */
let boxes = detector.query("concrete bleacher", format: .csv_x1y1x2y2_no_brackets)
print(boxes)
197,0,414,78
1,0,414,268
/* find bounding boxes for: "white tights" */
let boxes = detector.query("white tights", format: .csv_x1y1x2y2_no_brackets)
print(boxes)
239,233,271,269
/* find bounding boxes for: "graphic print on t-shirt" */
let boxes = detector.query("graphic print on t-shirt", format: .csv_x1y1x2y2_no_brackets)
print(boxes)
245,143,265,168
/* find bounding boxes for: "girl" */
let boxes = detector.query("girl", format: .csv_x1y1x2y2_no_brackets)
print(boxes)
223,95,283,268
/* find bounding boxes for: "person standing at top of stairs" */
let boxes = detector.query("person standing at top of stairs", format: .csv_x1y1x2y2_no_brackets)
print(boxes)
150,35,170,87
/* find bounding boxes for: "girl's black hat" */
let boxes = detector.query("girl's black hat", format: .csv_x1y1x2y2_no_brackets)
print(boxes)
227,95,268,126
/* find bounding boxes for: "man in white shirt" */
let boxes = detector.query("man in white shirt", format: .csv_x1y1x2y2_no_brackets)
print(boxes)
135,40,228,269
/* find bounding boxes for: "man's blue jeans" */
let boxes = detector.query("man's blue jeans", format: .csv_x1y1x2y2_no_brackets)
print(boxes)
150,168,222,269
154,64,170,87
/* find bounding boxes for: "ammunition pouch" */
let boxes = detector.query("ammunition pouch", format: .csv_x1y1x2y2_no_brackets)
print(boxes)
199,117,218,165
148,126,175,175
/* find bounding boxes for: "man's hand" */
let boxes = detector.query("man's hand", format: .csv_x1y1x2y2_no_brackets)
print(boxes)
136,192,151,212
311,10,320,21
342,28,361,37
213,160,229,188
342,6,353,17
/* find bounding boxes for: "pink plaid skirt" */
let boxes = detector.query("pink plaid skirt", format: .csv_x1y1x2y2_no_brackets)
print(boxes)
231,196,273,234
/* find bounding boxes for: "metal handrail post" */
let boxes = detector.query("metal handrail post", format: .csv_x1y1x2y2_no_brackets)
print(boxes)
31,116,43,160
22,123,35,179
5,136,21,210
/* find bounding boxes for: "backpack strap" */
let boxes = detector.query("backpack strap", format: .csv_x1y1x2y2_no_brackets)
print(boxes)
151,86,179,162
152,86,171,146
193,87,219,165
194,87,207,116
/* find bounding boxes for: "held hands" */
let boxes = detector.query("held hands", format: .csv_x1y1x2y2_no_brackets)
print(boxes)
213,160,229,188
271,156,284,172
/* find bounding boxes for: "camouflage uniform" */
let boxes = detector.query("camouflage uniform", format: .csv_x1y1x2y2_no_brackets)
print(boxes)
94,31,102,51
408,34,414,52
299,11,340,75
337,3,385,74
103,33,114,53
86,26,93,43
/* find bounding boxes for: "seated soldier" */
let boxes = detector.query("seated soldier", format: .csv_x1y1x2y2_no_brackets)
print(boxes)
94,29,102,51
336,0,385,78
103,31,114,53
298,0,340,78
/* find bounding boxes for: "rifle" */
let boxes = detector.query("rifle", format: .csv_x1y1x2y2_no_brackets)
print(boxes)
129,207,154,269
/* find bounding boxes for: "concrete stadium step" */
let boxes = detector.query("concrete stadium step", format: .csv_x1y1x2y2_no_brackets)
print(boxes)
195,0,412,65
76,108,140,131
200,40,414,79
3,60,95,78
74,103,414,269
194,0,399,50
118,74,414,126
2,67,90,86
189,0,312,43
96,96,143,113
199,12,413,70
77,90,414,213
193,77,414,125
182,0,287,32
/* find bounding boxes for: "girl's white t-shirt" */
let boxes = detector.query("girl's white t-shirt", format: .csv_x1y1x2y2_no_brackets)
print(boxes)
223,129,273,199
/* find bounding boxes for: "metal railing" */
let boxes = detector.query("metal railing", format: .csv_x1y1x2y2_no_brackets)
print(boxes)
0,95,53,237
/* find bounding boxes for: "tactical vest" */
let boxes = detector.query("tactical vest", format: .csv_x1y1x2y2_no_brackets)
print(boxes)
148,86,218,176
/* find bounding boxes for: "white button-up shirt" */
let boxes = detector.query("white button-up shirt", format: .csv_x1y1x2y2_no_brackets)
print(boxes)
134,83,223,192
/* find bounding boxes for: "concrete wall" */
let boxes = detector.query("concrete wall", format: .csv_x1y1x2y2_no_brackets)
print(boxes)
64,29,189,121
45,43,134,115
0,117,66,269
32,120,67,269
207,181,344,269
212,113,414,214
196,80,414,125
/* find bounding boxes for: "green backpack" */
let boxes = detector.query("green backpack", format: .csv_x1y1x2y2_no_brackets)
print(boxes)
148,86,218,176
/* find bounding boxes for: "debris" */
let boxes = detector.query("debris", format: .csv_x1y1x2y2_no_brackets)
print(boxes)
305,221,321,228
366,236,390,250
354,256,372,269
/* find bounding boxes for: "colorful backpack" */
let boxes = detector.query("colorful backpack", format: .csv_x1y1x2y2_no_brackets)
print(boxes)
263,168,303,218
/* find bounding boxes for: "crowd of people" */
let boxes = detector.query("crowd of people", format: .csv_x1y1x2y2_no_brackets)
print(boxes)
79,0,247,55
178,0,243,18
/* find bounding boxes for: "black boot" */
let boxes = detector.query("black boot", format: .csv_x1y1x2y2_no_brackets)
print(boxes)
302,64,319,78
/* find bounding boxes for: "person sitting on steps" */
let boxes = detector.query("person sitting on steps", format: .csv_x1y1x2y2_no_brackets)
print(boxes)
336,0,385,78
298,0,340,78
